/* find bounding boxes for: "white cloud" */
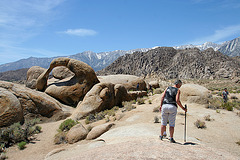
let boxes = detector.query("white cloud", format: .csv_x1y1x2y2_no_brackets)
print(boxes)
61,29,98,37
188,24,240,45
0,0,65,43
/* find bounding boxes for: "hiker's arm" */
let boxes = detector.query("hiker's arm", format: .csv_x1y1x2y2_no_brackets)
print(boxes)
176,90,187,112
160,89,167,112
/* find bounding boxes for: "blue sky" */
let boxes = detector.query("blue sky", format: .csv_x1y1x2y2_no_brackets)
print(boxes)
0,0,240,65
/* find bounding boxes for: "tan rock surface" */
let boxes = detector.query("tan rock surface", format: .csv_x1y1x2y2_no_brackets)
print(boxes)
36,58,99,106
0,88,23,127
0,80,72,123
66,123,88,144
98,74,147,91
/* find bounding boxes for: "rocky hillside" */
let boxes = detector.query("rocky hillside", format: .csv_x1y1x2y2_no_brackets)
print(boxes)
0,68,28,83
97,47,240,79
218,37,240,57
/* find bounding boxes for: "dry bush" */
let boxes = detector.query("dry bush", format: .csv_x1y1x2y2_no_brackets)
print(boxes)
194,119,206,129
154,116,160,123
54,131,67,144
153,106,160,112
204,115,213,121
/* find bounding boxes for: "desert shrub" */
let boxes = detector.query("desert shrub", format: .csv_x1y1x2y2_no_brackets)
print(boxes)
153,106,160,112
54,131,67,144
86,125,93,132
204,115,213,121
59,119,78,132
194,120,206,129
221,102,234,111
0,119,41,148
153,88,163,95
18,141,27,150
0,152,7,160
236,140,240,145
154,116,160,123
122,101,136,112
230,95,238,99
216,109,220,113
85,107,119,124
148,100,152,104
208,97,222,109
137,97,145,105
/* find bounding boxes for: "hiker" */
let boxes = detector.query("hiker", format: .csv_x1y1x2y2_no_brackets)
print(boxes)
159,80,187,143
136,83,140,91
222,88,229,103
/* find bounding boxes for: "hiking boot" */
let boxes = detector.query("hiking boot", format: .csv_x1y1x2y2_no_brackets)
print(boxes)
159,135,163,140
170,138,176,143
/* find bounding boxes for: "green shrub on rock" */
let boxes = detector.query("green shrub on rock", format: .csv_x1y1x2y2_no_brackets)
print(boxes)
18,141,27,150
59,119,78,132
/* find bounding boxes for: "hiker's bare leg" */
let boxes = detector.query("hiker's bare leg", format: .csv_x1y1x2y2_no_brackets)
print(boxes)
170,126,174,138
161,125,166,136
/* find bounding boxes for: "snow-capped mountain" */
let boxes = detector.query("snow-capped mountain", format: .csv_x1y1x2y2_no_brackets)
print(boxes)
0,48,151,72
0,37,239,73
218,37,240,57
173,42,224,51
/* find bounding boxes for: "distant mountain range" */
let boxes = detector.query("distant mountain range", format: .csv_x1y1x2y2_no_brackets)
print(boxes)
97,47,240,79
0,36,239,73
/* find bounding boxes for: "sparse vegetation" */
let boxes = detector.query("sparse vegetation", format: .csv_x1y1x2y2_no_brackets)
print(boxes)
18,141,27,150
54,119,78,144
216,109,220,113
221,102,234,111
122,101,136,112
154,116,160,123
54,131,67,144
137,97,145,105
236,140,240,145
0,118,41,151
153,106,160,112
204,115,213,121
148,100,152,104
85,106,119,124
194,119,206,129
59,119,78,132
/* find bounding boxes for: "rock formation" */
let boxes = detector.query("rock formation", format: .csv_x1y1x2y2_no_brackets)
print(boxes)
86,123,114,140
66,123,88,144
0,88,23,127
98,74,147,91
36,57,100,106
0,81,71,126
97,47,240,79
180,84,211,104
71,83,129,120
26,66,47,89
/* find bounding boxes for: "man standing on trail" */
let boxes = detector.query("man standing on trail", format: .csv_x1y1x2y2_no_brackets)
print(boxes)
159,80,187,143
222,88,229,103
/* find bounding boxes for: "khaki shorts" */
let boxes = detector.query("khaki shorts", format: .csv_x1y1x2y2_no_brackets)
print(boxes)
161,104,177,127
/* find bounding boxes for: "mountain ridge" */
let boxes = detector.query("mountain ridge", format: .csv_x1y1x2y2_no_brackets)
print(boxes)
0,36,239,73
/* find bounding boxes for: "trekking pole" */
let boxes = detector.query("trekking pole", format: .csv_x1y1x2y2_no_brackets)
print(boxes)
184,104,187,143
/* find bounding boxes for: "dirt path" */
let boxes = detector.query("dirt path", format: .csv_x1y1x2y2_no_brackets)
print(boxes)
5,94,240,159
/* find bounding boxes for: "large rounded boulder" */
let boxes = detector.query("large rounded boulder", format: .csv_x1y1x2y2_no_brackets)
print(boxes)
26,66,47,89
180,84,211,104
0,81,72,125
0,88,23,127
36,58,100,106
71,83,129,120
98,74,147,91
